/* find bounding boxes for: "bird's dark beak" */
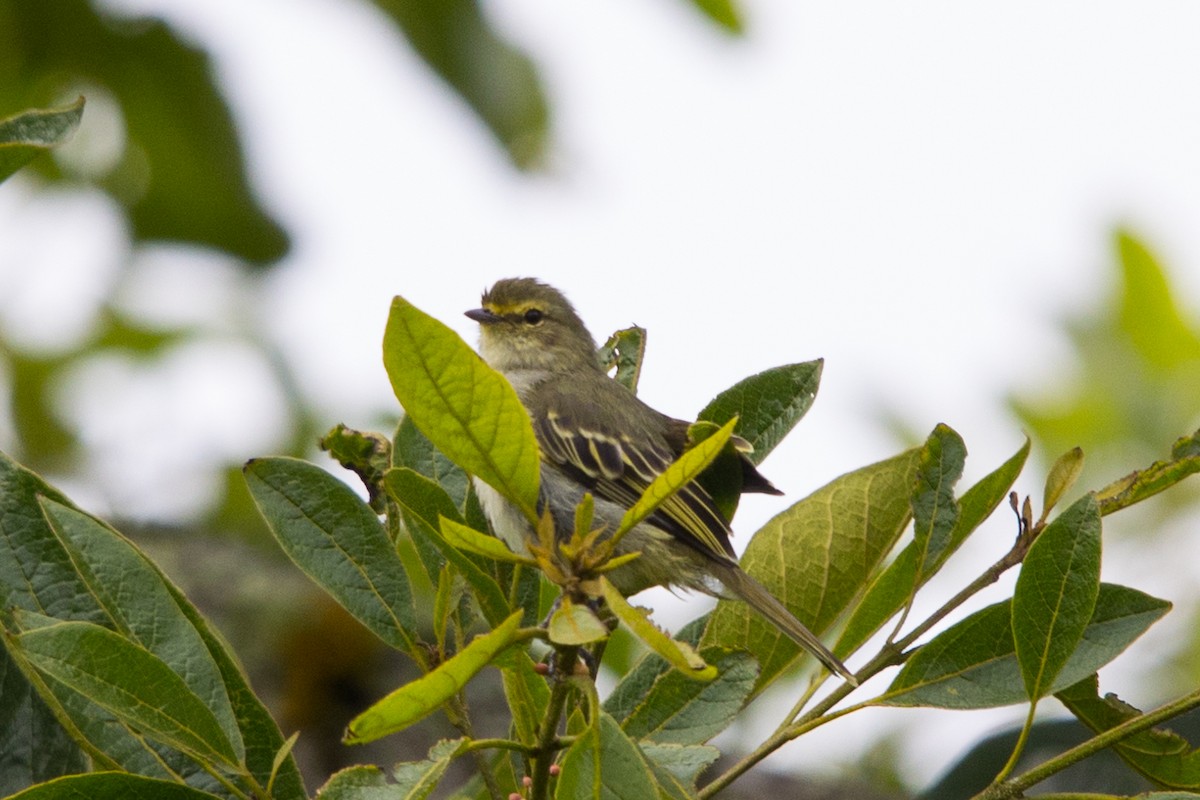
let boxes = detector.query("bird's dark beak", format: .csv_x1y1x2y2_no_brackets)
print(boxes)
465,307,501,324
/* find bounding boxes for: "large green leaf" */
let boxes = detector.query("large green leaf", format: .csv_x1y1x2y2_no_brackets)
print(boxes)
243,457,417,653
697,360,822,465
38,499,244,762
382,296,541,519
881,583,1169,709
703,446,921,690
393,416,472,512
1013,494,1102,701
836,438,1029,657
0,98,83,184
600,578,715,681
13,621,240,768
2,0,287,262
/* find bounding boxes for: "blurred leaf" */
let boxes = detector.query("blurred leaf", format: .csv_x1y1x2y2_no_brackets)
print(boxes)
698,360,822,465
3,0,287,262
703,446,920,691
243,456,417,654
881,583,1169,709
1011,230,1200,481
13,620,240,768
837,438,1030,657
908,424,965,591
1058,676,1200,790
1097,428,1200,516
38,499,244,761
369,0,549,169
384,467,512,626
344,610,523,744
1013,494,1102,701
2,773,225,800
600,577,715,681
555,710,660,800
0,97,83,184
383,295,541,520
599,326,647,393
685,0,745,34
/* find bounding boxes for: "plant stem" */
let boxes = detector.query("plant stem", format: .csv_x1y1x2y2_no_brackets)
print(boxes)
993,701,1037,783
529,645,580,800
972,686,1200,800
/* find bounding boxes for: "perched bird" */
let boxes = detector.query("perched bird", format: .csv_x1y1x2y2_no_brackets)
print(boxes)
466,278,855,684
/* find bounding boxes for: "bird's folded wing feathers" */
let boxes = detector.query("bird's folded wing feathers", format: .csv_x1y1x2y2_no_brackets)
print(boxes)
537,411,736,560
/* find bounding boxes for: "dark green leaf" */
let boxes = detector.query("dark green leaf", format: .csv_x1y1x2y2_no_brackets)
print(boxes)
908,424,965,590
0,98,84,184
638,742,721,790
836,438,1029,657
13,621,240,767
393,416,472,512
1013,494,1102,701
497,648,550,747
703,446,920,691
3,0,287,262
697,360,822,465
881,583,1169,709
243,457,417,653
0,647,88,795
2,772,225,800
1058,676,1200,790
391,738,467,798
315,765,395,799
369,0,549,169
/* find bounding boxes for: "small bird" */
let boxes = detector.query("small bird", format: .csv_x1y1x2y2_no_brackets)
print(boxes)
466,278,855,684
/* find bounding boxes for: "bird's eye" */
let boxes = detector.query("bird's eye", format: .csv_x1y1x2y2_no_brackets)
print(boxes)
523,308,544,325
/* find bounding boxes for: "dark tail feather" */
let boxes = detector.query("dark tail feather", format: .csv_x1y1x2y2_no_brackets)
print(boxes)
713,562,857,686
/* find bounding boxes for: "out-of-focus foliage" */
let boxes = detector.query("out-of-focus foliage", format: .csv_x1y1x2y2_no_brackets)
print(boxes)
1011,230,1200,492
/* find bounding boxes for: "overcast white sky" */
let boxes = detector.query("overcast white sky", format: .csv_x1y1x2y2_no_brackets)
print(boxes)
4,0,1200,788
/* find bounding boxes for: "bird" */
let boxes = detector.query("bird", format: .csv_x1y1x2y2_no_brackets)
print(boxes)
465,277,855,684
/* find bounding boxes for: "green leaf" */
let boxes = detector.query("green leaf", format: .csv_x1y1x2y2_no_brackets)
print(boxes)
12,621,240,767
697,360,822,465
598,326,648,393
391,738,468,798
703,446,921,691
1013,494,1102,701
837,438,1030,657
637,742,721,790
0,98,84,184
908,424,966,591
548,599,610,646
243,457,417,653
615,418,736,541
685,0,745,34
369,0,549,169
393,416,472,512
440,515,535,565
605,616,708,722
315,765,398,799
600,578,714,680
345,611,523,744
555,710,659,800
383,295,541,519
1058,676,1200,790
37,499,244,762
1096,429,1200,516
1,772,225,799
384,468,512,626
497,647,551,747
618,648,757,745
1043,446,1085,517
320,424,393,513
881,583,1169,709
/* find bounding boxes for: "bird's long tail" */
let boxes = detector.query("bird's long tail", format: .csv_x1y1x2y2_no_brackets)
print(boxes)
712,562,858,687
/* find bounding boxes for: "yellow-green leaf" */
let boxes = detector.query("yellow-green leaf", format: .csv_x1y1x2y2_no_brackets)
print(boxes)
600,578,715,681
438,515,535,565
344,611,524,744
548,600,609,646
1043,446,1085,518
382,296,540,519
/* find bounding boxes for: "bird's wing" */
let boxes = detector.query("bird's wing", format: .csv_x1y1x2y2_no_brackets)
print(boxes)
536,410,736,561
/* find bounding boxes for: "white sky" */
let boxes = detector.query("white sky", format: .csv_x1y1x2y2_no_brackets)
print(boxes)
5,0,1200,789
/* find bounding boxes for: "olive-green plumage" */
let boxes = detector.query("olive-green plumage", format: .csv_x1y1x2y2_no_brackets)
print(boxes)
466,277,855,685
